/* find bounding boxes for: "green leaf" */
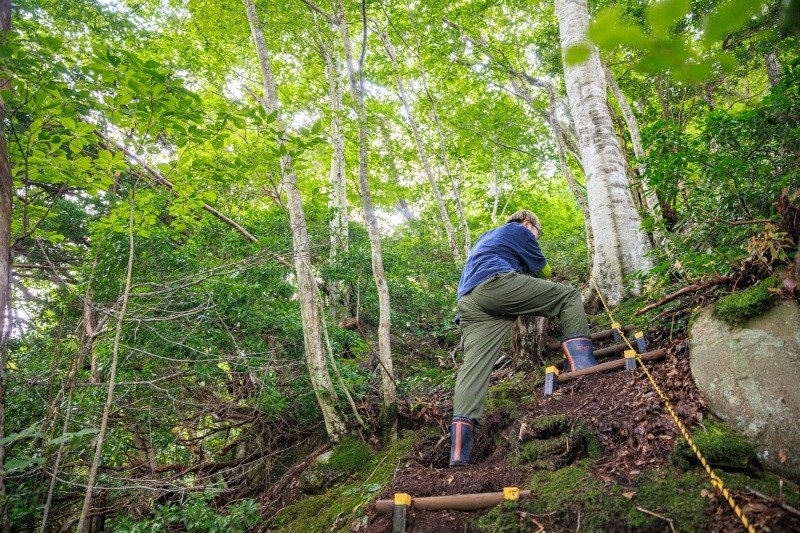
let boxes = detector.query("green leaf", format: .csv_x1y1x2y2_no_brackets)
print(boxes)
589,8,650,49
564,43,591,65
49,428,100,446
59,117,76,131
0,424,43,446
703,0,765,43
646,0,691,36
266,110,279,124
3,457,45,473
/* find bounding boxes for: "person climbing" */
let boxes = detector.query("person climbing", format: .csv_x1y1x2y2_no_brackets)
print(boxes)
449,209,598,467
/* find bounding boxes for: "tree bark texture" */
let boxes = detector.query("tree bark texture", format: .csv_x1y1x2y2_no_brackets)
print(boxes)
555,0,653,306
243,0,346,441
319,29,350,319
338,0,397,438
603,65,664,245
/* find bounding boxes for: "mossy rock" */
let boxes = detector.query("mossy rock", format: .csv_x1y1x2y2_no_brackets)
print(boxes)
671,418,758,473
327,436,374,475
714,277,778,326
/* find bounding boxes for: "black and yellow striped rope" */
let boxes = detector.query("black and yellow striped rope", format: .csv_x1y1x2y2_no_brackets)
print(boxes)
590,279,755,533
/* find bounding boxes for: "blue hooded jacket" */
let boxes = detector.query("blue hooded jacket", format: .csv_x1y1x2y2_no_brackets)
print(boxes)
457,222,550,299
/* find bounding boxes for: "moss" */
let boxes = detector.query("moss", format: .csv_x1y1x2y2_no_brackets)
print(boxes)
715,277,778,326
672,418,757,472
327,436,374,476
475,464,712,532
486,372,532,412
378,401,398,445
267,433,416,532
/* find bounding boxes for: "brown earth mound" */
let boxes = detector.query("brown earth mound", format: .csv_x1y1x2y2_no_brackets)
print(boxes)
361,334,800,532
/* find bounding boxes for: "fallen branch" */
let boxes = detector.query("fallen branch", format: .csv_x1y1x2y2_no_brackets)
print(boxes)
636,506,676,533
635,277,736,315
747,487,800,517
261,443,333,512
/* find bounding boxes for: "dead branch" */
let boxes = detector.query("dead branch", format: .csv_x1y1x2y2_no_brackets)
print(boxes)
261,443,333,512
747,487,800,517
635,277,736,315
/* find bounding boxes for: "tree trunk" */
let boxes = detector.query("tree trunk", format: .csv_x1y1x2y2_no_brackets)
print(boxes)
378,119,416,222
603,65,664,245
764,52,782,86
319,28,350,320
243,0,346,441
375,27,460,261
555,0,653,306
339,0,397,440
511,316,547,371
77,195,136,533
0,2,12,530
407,15,471,256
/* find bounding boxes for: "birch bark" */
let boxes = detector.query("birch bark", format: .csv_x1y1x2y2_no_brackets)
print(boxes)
375,27,460,260
603,65,664,245
243,0,346,441
337,0,397,438
555,0,653,306
319,29,350,318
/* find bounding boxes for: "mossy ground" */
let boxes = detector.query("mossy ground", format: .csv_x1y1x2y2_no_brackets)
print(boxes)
266,433,416,532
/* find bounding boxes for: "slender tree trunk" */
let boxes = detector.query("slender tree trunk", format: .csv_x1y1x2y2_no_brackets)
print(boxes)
338,0,397,440
375,27,459,261
378,119,416,222
603,65,664,245
0,3,13,530
406,14,471,255
319,28,350,320
555,0,653,306
243,0,346,441
77,194,136,533
765,52,782,86
451,160,471,256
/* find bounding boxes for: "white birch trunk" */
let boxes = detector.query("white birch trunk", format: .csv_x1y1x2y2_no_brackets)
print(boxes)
320,32,350,318
337,0,397,438
376,28,460,260
603,65,664,245
555,0,653,306
378,119,416,222
243,0,345,441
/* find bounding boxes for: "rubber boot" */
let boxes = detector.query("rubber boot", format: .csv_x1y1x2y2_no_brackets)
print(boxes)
561,336,598,371
449,416,474,467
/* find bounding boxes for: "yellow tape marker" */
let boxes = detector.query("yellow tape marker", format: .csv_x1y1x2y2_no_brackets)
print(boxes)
611,321,621,330
624,350,636,359
545,365,560,376
634,331,644,339
503,487,520,501
394,493,412,506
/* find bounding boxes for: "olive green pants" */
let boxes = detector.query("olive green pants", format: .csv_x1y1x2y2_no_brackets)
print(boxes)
453,272,589,421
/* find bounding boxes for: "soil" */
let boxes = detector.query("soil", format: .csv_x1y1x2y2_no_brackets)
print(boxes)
358,329,800,532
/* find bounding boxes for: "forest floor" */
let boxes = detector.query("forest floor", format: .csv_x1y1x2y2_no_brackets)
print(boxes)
262,325,800,532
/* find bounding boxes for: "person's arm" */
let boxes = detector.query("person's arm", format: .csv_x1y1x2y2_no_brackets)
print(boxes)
512,225,551,278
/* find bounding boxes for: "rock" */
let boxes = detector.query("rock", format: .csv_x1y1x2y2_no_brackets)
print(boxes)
298,466,347,495
689,300,800,481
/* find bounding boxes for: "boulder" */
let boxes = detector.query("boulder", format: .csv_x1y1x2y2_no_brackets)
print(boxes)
689,300,800,481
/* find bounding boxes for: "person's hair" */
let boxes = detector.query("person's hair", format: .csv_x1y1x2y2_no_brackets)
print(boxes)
505,209,542,232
